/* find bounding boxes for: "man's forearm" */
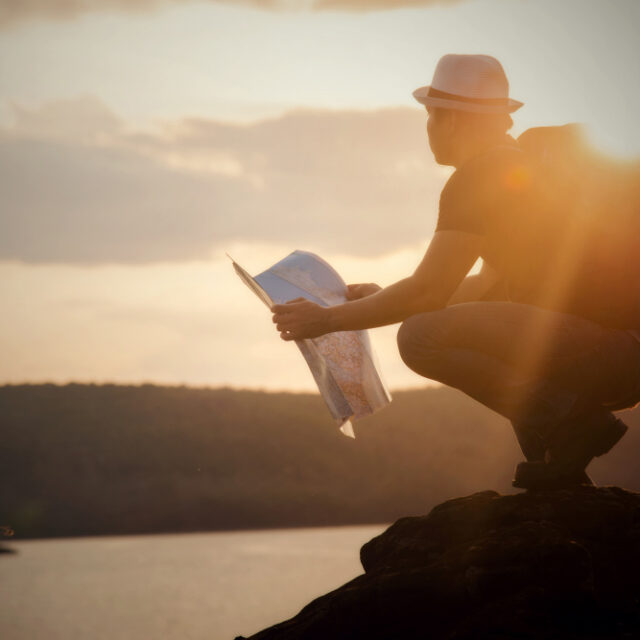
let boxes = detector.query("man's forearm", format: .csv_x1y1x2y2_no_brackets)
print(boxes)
326,277,444,333
273,231,482,341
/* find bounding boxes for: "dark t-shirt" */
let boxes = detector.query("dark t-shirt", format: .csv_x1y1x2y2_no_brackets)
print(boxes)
436,140,639,329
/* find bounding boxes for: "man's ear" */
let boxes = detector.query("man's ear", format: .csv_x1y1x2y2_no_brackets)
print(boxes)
447,109,460,134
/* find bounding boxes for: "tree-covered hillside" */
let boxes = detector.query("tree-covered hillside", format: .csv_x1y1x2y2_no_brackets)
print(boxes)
1,383,639,539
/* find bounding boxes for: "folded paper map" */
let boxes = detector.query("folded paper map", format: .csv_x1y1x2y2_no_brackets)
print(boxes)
229,250,392,437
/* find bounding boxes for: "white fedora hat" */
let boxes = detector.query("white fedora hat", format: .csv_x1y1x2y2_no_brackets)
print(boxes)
413,54,523,114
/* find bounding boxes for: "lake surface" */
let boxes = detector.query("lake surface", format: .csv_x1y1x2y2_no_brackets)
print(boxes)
0,525,386,640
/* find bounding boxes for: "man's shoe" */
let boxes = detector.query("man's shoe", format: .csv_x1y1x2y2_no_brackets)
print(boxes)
512,461,594,490
512,411,628,490
546,410,628,470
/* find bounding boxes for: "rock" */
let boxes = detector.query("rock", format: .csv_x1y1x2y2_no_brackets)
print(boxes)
238,486,640,639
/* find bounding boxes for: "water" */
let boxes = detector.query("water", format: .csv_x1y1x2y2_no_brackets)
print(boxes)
0,525,386,640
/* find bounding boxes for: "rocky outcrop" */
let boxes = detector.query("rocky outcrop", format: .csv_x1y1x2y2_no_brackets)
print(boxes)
237,486,640,639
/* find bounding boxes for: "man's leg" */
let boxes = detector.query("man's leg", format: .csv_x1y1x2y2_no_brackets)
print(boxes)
511,423,546,462
396,302,640,466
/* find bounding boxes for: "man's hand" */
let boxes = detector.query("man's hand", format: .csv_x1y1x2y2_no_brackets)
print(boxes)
271,298,331,341
345,283,382,300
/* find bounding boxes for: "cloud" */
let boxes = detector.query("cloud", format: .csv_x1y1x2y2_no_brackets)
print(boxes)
8,95,123,141
0,96,446,264
0,1,224,28
313,0,457,10
0,0,460,28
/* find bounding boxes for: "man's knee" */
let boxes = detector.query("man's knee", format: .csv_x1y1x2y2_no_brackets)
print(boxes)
397,315,418,366
397,312,442,371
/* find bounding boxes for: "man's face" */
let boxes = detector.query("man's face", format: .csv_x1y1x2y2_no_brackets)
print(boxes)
426,107,455,166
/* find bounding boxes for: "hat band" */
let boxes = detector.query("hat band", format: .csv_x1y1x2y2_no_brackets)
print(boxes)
427,86,510,106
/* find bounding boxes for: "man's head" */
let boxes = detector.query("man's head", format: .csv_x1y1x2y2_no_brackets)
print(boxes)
426,107,514,166
414,54,522,166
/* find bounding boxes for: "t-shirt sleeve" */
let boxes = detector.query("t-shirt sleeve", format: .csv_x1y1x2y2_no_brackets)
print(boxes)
435,162,487,235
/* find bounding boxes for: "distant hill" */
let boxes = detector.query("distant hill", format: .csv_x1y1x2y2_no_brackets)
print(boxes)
1,383,639,539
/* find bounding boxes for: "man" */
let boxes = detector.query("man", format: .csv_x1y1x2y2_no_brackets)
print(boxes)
271,54,640,489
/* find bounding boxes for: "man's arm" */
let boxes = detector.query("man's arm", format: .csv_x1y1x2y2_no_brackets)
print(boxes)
272,230,482,340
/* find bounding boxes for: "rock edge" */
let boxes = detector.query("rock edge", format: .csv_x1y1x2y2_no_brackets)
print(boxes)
237,486,640,639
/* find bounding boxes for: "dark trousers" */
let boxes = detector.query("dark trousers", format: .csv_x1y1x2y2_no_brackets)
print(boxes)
397,302,640,461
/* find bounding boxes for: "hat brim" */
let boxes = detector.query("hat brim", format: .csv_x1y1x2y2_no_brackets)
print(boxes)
413,85,523,114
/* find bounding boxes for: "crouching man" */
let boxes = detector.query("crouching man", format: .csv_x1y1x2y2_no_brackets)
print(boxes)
272,54,640,490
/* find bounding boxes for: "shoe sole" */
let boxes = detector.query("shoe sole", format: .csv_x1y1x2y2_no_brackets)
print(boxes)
512,463,594,490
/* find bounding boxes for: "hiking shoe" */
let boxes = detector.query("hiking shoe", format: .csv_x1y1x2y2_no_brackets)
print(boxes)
545,410,628,470
512,461,594,490
512,411,628,490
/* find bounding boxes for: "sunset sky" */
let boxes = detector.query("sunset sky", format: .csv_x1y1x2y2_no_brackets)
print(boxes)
1,0,639,391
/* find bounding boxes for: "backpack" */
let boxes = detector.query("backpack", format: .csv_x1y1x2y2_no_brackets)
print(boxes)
517,124,640,220
516,124,640,328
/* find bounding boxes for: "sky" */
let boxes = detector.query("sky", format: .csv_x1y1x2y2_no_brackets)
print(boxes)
1,0,639,391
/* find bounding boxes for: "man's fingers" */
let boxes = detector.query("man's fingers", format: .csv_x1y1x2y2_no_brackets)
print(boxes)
272,314,297,327
270,297,320,341
271,305,293,316
344,282,380,301
345,283,368,300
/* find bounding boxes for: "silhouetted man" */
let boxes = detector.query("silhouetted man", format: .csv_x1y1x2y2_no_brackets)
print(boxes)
272,54,640,489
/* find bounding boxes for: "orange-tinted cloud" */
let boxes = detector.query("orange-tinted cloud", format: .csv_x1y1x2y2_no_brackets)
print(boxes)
0,0,461,29
0,97,446,264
